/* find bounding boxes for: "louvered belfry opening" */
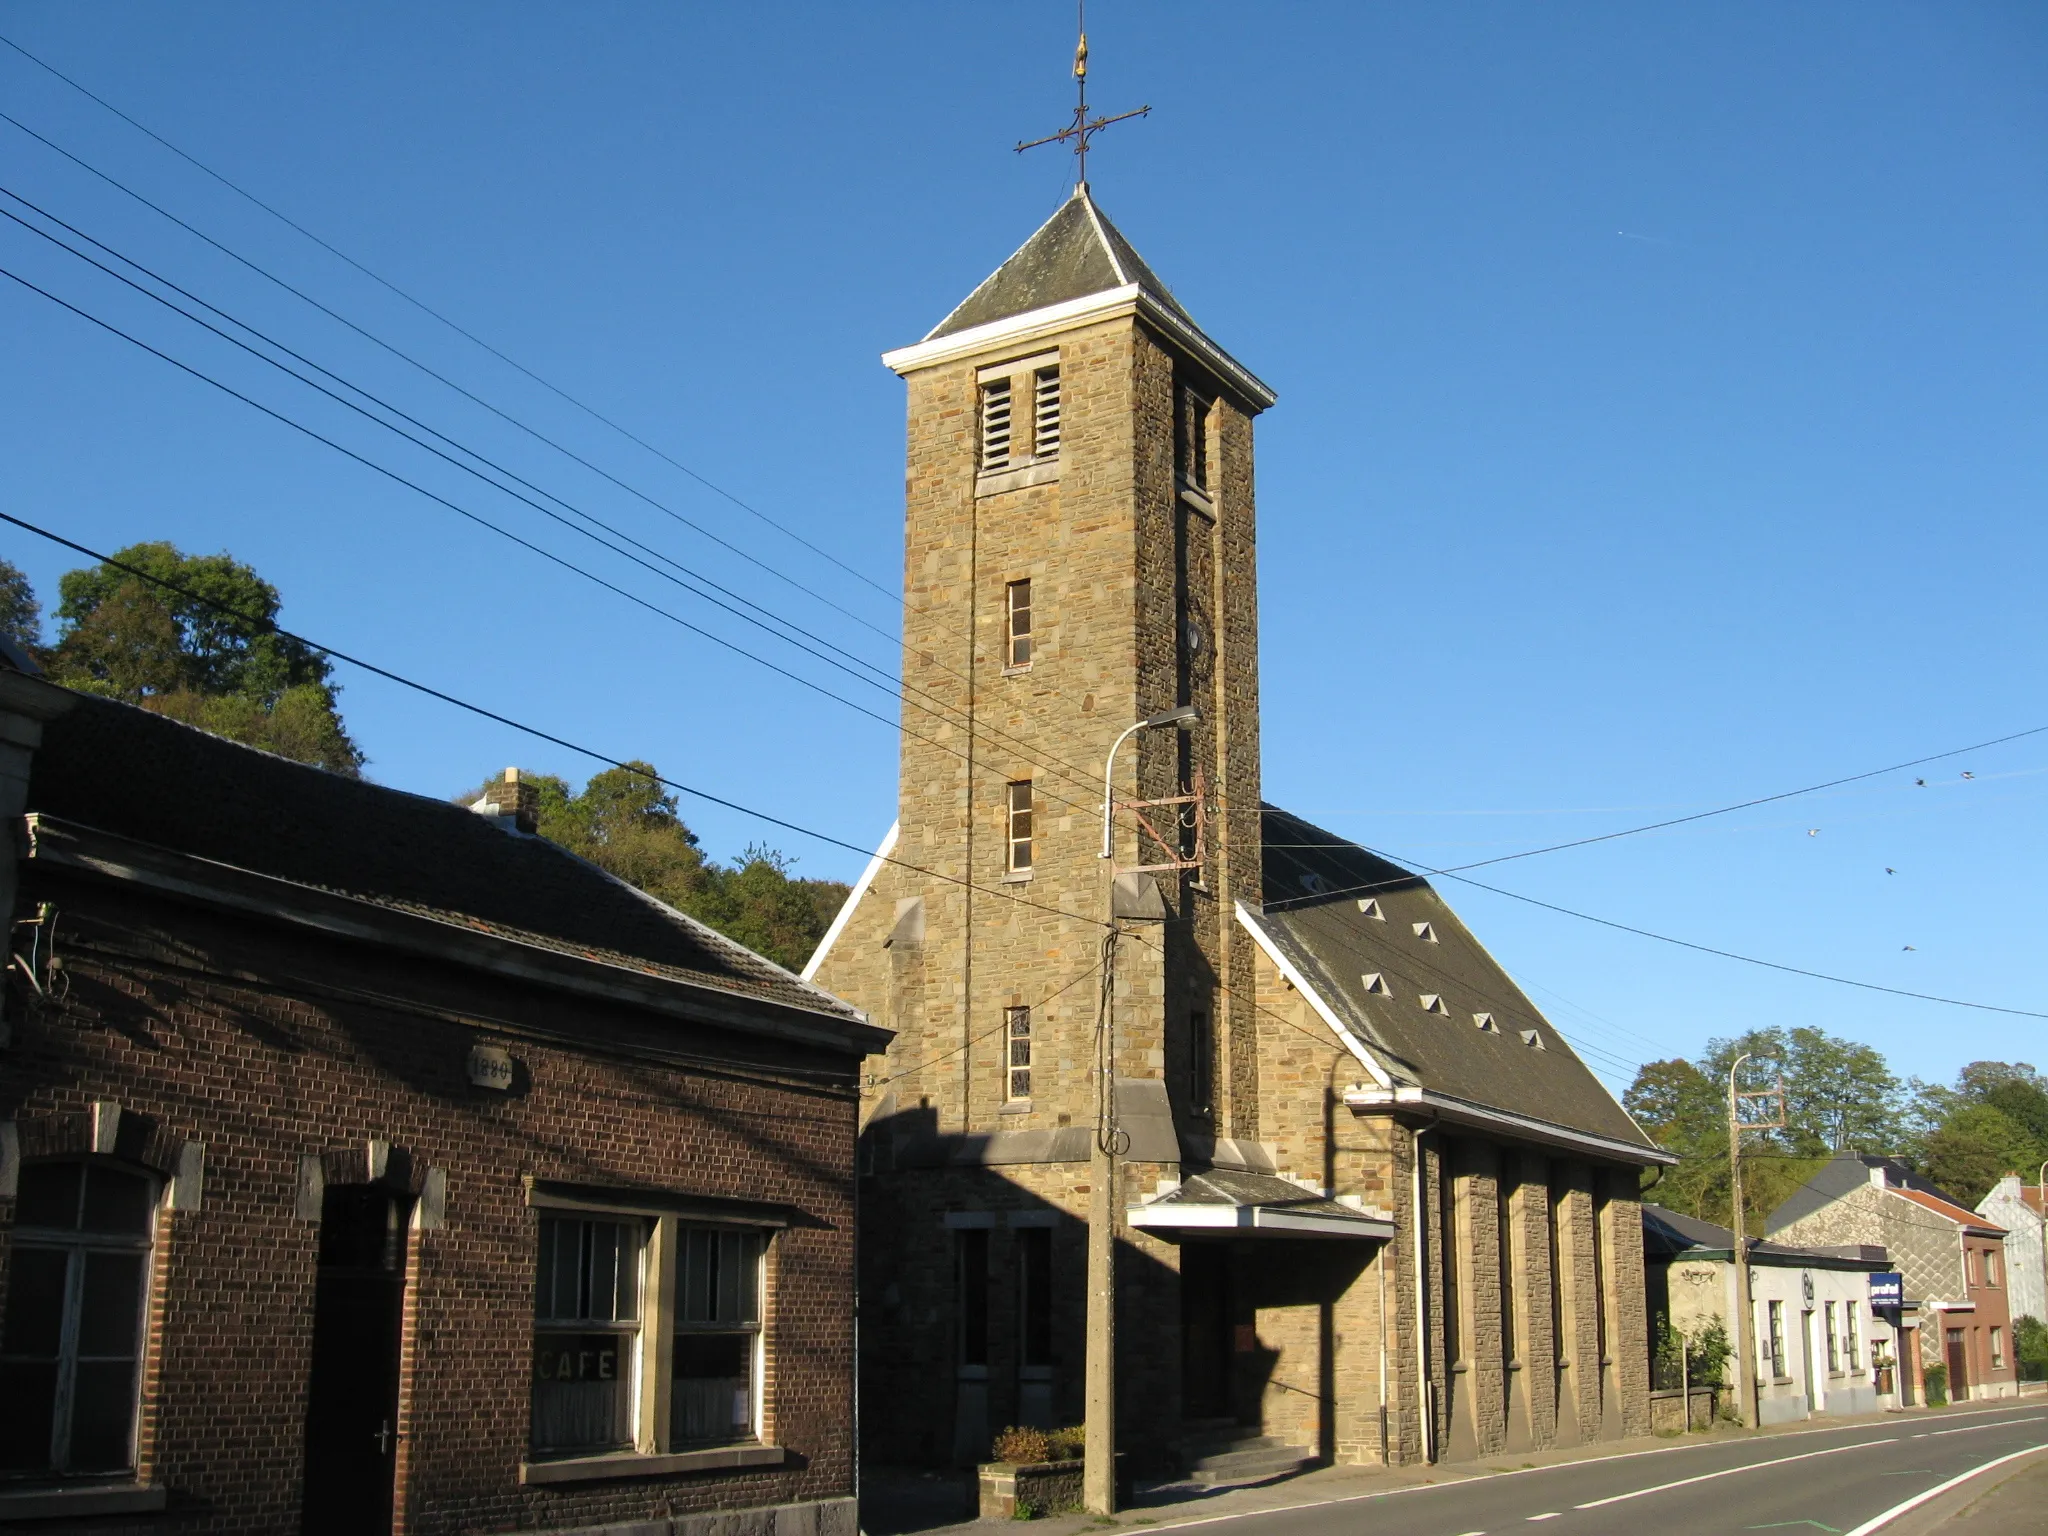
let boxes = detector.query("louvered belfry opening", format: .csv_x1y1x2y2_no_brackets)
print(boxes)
980,375,1013,471
1033,365,1061,458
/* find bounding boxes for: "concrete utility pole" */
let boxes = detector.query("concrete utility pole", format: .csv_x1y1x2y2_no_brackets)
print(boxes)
1085,921,1120,1516
1089,705,1199,1514
1729,1053,1756,1430
1728,1054,1786,1430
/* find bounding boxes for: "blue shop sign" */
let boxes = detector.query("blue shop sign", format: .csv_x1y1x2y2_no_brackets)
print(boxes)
1869,1272,1904,1307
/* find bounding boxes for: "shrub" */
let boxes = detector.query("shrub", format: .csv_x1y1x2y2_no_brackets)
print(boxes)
991,1426,1051,1465
1046,1425,1087,1460
1924,1363,1948,1407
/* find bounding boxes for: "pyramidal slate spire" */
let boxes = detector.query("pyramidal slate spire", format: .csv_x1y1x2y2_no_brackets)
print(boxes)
924,184,1198,340
886,184,1273,410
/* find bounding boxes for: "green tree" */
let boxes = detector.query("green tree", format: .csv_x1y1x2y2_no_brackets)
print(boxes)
0,558,41,651
1916,1105,2039,1206
469,764,847,973
48,543,363,776
1702,1026,1903,1155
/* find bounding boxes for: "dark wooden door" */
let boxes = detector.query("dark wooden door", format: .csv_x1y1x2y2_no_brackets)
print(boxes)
1945,1328,1969,1401
1180,1243,1232,1420
301,1186,410,1536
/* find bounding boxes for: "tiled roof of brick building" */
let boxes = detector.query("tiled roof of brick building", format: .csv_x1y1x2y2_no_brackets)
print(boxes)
1245,806,1658,1154
26,687,867,1027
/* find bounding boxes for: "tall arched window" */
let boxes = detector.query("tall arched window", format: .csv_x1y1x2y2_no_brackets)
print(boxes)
0,1160,157,1477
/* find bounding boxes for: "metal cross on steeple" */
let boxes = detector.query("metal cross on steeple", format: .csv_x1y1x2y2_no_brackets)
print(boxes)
1014,1,1150,188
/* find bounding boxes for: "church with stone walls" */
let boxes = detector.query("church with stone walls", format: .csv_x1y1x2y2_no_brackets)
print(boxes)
805,185,1674,1475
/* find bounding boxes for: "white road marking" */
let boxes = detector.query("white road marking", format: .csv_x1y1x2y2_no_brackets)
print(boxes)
1527,1515,1560,1522
1925,1414,2045,1436
1125,1405,2046,1534
1573,1437,1898,1509
1840,1442,2048,1536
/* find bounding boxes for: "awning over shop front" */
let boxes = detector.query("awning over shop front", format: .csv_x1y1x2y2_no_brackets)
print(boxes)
1127,1168,1395,1241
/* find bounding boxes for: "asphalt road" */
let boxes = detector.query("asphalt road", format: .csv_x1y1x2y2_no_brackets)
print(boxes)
1163,1403,2048,1536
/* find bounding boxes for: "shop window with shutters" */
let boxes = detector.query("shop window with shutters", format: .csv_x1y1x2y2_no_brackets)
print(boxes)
1005,781,1034,876
671,1226,762,1448
1005,1006,1033,1103
0,1160,157,1481
530,1209,769,1464
533,1216,644,1456
1006,579,1033,669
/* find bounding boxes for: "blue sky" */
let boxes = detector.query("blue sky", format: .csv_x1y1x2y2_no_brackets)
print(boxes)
3,4,2044,1096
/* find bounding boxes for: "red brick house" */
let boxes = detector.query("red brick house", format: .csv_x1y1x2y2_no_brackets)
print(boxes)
0,669,886,1533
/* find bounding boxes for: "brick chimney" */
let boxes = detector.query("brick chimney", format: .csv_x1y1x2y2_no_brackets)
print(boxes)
475,767,539,835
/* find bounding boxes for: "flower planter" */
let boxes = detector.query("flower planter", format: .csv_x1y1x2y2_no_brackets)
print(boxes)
979,1458,1082,1519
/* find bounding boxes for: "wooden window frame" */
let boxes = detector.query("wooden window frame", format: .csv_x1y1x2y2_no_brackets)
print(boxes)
0,1159,158,1482
1005,579,1033,670
1005,781,1034,876
527,1199,774,1471
1005,1005,1033,1103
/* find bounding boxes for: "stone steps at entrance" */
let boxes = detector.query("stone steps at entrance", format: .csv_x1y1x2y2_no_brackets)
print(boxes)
1176,1428,1316,1486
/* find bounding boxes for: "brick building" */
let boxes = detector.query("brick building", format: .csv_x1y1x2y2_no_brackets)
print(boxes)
1769,1152,2018,1402
804,187,1673,1475
0,670,887,1533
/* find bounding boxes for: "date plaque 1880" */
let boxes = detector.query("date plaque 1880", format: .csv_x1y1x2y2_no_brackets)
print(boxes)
467,1044,515,1091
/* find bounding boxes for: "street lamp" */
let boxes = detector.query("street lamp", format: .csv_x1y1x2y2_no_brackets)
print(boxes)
1100,704,1201,859
1085,701,1200,1516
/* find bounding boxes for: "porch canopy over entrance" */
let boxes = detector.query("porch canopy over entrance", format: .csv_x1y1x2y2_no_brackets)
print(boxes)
1127,1169,1395,1240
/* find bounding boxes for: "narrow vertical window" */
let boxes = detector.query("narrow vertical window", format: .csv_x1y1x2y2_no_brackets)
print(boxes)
1176,383,1210,492
957,1229,989,1368
1439,1148,1462,1367
0,1162,155,1477
1005,1006,1033,1102
1991,1325,2005,1370
1767,1300,1786,1378
1589,1176,1609,1368
1845,1305,1861,1370
671,1225,762,1447
980,376,1013,472
1188,1010,1213,1114
1006,579,1033,668
1018,1227,1052,1369
1033,366,1061,459
1006,781,1033,874
1825,1301,1840,1372
1498,1169,1518,1366
532,1216,644,1454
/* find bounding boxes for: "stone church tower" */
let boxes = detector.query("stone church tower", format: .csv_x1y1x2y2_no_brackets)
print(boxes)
808,186,1669,1476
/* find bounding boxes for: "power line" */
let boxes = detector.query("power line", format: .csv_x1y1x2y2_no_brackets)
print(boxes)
1345,837,2048,1022
0,508,1116,941
0,99,1209,808
0,105,908,654
0,252,1108,819
1263,722,2048,908
0,196,1116,818
0,93,1142,808
0,34,906,610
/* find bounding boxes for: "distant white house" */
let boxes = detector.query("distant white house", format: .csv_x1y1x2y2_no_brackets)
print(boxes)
1646,1205,1905,1425
1977,1175,2045,1327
